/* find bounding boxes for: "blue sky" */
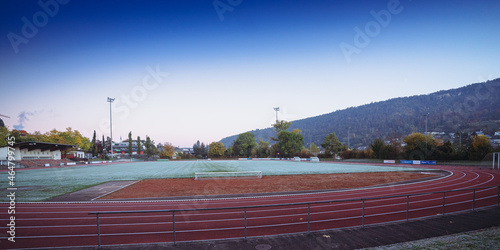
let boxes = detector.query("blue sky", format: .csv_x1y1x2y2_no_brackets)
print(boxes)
1,0,499,147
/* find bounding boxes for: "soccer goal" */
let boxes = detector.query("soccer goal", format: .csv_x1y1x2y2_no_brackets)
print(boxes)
194,171,262,180
493,152,500,170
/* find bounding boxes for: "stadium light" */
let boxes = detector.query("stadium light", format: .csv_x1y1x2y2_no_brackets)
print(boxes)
107,97,115,157
273,107,280,122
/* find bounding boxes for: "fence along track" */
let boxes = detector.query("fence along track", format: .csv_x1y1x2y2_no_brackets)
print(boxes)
89,185,500,247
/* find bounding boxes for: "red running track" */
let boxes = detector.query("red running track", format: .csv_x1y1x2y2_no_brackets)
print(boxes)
1,165,499,249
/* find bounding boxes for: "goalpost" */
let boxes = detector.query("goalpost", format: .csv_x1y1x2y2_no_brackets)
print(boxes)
195,171,262,180
493,152,500,170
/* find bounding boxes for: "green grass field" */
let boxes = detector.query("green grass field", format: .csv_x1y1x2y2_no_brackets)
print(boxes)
1,160,430,202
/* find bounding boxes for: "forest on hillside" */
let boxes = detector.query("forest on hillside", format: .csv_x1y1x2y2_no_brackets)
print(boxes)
220,79,500,149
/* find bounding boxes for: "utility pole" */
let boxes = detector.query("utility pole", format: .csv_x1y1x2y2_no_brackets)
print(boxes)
107,97,115,157
347,127,350,150
424,113,430,158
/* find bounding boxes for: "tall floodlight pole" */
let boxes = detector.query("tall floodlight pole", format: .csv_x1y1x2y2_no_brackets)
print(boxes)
273,107,280,122
107,97,115,157
424,113,430,158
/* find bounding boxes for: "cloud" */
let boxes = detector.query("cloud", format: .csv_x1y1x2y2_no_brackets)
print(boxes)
13,111,37,130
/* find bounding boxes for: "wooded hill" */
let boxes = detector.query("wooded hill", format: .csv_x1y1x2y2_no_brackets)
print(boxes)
220,78,500,149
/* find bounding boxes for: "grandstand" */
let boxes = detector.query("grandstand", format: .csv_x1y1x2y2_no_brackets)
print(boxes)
0,141,76,168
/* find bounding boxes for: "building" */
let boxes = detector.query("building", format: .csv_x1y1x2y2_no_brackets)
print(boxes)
112,139,145,155
0,141,76,161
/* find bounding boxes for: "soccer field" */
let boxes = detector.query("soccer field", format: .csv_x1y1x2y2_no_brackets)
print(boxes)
1,160,430,202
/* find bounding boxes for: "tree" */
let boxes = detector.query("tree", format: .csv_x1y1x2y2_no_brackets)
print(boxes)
321,133,346,157
309,142,320,156
91,130,98,157
102,135,108,159
436,140,454,160
298,147,312,158
201,142,208,158
193,140,202,157
0,126,10,147
208,142,226,158
453,131,472,160
232,132,257,157
256,139,270,158
106,136,112,155
275,130,304,158
159,142,175,159
144,136,158,158
469,135,492,161
370,139,385,159
225,146,233,158
269,120,304,158
128,132,133,157
403,133,435,160
137,136,142,155
271,120,292,142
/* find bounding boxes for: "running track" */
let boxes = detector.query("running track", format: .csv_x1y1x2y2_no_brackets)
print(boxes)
1,165,499,249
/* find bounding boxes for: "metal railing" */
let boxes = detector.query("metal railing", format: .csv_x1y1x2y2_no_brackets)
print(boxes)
89,185,500,248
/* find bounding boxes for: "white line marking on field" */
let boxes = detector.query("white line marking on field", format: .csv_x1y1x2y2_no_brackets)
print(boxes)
91,180,140,201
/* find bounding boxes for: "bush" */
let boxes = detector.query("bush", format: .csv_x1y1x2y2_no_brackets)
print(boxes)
297,148,312,158
341,150,356,159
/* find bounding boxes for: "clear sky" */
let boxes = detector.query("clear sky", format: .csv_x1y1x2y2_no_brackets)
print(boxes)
1,0,499,147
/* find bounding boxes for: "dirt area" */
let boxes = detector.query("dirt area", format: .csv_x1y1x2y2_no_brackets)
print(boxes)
100,172,438,200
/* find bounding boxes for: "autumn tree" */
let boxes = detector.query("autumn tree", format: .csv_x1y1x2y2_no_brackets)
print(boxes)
309,142,320,156
298,147,312,158
159,142,175,159
208,142,226,158
403,133,435,160
0,126,10,147
468,135,492,161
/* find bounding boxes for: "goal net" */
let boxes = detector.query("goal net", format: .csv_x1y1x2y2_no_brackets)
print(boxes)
195,171,262,180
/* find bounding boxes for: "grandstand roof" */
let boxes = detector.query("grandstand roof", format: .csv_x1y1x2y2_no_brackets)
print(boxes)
14,141,76,152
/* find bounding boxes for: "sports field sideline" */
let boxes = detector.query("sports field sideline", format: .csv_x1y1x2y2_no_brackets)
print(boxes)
1,160,431,202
